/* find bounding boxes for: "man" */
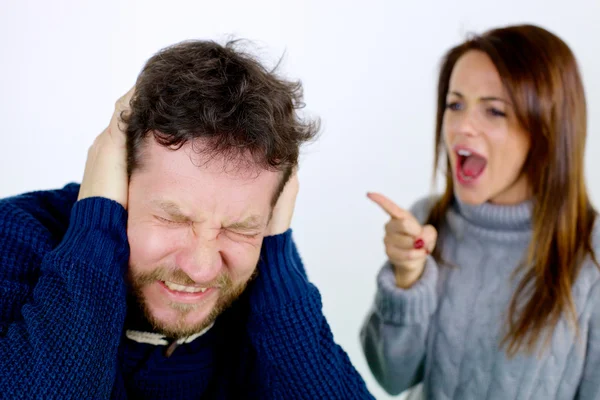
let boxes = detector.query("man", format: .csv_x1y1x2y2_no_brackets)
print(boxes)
0,40,374,399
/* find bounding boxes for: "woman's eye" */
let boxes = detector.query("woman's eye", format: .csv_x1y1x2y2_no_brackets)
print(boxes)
445,102,462,111
488,108,506,117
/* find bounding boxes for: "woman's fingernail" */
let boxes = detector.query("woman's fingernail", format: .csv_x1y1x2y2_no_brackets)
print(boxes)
414,238,424,249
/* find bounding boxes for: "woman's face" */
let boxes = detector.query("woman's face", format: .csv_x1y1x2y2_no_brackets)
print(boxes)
443,50,532,206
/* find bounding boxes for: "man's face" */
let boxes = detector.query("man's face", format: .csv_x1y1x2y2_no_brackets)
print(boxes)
127,138,281,338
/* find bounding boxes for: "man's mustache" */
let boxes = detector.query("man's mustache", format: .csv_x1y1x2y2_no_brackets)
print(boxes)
129,266,231,288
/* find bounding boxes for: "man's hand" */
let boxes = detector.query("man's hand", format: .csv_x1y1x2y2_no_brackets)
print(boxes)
266,172,299,236
78,87,134,209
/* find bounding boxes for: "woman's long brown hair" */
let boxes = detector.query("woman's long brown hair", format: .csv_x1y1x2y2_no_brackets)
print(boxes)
427,24,598,356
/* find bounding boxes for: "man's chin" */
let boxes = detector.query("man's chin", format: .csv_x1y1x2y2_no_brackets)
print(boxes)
129,274,252,338
151,313,216,339
143,303,217,339
141,289,247,338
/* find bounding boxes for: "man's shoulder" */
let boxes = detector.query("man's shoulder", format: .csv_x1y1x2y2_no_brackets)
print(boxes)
0,183,80,251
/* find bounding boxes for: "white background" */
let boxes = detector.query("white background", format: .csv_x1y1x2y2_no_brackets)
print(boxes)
1,1,599,399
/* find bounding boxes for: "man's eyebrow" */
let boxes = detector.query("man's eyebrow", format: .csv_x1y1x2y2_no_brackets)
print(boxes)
225,215,265,231
151,200,190,221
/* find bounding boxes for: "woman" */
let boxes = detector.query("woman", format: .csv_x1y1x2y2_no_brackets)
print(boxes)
361,24,600,399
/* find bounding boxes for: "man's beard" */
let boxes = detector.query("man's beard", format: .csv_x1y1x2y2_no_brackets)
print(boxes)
128,266,252,339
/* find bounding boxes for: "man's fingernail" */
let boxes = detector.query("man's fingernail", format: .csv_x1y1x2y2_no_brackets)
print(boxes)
414,238,424,249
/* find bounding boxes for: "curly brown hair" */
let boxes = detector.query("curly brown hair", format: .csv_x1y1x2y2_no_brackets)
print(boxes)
123,39,319,192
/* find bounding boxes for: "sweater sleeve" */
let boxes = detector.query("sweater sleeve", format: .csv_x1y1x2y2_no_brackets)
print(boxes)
360,259,438,395
246,229,374,400
0,197,129,399
359,195,440,395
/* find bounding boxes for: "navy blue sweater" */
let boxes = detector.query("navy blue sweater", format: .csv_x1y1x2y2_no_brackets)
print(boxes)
0,184,373,399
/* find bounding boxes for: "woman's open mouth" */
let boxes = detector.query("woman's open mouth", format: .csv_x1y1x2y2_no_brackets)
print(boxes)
454,146,487,185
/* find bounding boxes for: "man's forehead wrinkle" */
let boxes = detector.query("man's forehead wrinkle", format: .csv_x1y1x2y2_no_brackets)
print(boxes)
149,196,266,228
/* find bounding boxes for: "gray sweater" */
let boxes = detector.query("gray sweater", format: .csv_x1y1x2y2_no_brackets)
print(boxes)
361,196,600,399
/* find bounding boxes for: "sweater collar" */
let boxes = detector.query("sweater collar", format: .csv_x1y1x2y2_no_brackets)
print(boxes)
125,323,214,346
454,195,532,232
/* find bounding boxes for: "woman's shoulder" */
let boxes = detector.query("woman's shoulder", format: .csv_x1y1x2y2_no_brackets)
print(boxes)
577,216,600,292
587,215,600,269
592,215,600,251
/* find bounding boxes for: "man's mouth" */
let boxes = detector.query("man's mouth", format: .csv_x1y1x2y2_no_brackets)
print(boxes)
162,281,209,293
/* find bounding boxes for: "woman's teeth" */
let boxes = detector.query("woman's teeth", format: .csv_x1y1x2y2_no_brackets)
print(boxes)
163,281,207,293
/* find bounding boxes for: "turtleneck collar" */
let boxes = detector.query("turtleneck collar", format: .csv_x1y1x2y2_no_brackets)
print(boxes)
453,195,533,232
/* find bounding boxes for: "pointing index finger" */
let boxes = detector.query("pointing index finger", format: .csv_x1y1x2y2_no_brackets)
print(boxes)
367,192,411,220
